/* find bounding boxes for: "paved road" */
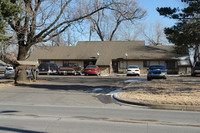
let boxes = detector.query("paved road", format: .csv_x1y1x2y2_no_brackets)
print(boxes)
0,75,200,133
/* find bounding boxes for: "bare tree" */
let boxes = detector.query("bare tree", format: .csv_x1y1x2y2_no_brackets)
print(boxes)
1,0,121,81
50,30,64,46
117,22,142,41
87,0,146,41
0,39,18,64
141,21,168,45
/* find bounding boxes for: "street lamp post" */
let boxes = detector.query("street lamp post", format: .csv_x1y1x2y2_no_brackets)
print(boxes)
125,53,128,69
97,52,100,58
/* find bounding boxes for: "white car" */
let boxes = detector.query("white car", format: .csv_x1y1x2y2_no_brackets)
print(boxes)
126,65,140,76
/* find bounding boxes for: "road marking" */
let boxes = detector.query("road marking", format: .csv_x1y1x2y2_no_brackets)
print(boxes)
74,116,200,127
108,118,200,127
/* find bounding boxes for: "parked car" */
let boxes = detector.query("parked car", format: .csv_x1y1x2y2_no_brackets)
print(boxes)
147,65,167,81
126,65,140,76
84,65,101,76
0,63,7,73
58,63,83,75
38,62,58,75
191,61,200,76
4,66,38,79
4,66,15,78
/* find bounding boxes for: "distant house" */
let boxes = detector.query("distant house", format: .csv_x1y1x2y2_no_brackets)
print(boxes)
177,56,192,74
27,41,183,75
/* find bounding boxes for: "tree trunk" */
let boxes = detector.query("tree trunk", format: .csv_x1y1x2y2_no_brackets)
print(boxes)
16,45,29,82
17,45,28,60
194,44,200,63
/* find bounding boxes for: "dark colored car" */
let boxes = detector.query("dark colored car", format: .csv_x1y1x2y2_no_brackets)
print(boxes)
58,63,83,75
147,65,167,81
84,65,101,76
191,61,200,76
38,62,58,75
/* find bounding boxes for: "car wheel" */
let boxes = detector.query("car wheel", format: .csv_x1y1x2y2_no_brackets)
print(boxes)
74,72,77,76
78,71,82,75
147,77,151,81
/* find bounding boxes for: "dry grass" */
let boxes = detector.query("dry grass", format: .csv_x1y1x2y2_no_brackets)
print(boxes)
118,79,200,106
0,79,47,88
0,80,14,88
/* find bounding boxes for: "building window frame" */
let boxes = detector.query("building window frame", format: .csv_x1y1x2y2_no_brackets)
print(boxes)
143,61,150,67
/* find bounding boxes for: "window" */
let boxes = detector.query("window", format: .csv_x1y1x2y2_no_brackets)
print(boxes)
143,61,150,67
119,61,126,69
63,61,69,66
165,61,176,69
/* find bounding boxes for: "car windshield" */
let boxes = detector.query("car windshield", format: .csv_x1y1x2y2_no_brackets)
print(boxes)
64,63,77,67
86,65,97,68
128,66,138,68
39,64,48,69
195,62,200,66
149,65,165,70
6,67,14,70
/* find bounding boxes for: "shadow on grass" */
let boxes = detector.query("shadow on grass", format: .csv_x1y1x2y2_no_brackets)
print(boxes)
15,83,119,94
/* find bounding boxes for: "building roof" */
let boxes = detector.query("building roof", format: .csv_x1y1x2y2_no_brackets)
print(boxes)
13,60,39,66
28,41,180,65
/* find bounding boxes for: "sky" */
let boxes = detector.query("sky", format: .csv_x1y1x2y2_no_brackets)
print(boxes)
73,0,186,44
135,0,184,27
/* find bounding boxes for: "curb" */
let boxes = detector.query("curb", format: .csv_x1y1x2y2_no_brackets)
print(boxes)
113,93,200,112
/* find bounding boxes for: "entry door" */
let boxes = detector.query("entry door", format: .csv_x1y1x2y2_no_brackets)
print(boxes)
112,61,119,73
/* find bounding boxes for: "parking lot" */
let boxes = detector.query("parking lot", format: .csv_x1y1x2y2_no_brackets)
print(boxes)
1,73,200,85
0,73,200,110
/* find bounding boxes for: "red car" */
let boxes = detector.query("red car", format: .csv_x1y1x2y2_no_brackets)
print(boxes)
58,63,83,75
84,65,101,76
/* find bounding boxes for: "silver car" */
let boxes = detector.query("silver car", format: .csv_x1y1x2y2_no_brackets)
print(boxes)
4,66,15,78
147,65,167,81
4,66,38,79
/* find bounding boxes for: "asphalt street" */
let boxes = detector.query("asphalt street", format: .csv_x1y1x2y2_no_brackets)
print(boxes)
0,75,200,133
